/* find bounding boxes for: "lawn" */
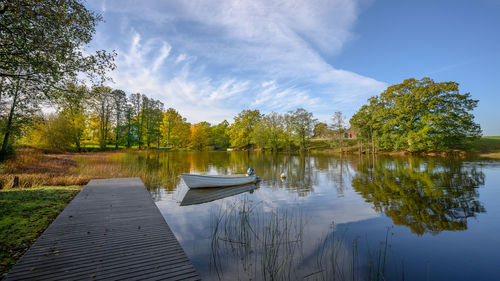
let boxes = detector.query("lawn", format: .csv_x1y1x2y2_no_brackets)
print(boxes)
467,136,500,158
0,186,82,277
469,136,500,152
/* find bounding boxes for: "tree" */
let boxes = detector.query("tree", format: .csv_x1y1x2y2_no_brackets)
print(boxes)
350,78,482,152
313,122,329,138
123,102,136,148
253,112,286,151
330,111,347,152
210,120,230,150
129,93,143,148
0,0,115,83
289,108,317,150
0,78,43,156
147,105,164,148
139,97,163,148
171,121,191,148
56,82,88,151
111,89,127,149
90,86,114,150
283,112,295,151
350,103,376,154
228,109,261,148
190,122,211,150
26,114,74,151
161,108,183,148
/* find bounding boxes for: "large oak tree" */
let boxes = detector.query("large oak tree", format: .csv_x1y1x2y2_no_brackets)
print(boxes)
350,78,482,152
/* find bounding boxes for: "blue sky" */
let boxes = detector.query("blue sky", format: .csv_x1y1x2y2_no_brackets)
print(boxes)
86,0,500,135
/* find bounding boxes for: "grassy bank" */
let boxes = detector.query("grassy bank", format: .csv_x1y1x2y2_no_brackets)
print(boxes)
468,136,500,158
0,185,82,277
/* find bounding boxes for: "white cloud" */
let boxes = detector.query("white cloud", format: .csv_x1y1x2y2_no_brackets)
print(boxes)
175,53,187,64
89,0,387,123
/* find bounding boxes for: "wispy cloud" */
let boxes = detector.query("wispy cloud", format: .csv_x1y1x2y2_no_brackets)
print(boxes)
88,0,387,123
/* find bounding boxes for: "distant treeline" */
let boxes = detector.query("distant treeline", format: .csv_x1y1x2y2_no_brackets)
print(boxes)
20,83,322,152
11,77,484,154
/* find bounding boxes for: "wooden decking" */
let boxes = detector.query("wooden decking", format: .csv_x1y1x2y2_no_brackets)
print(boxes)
4,178,199,281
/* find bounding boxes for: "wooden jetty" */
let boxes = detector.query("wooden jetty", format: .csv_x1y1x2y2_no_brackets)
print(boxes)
4,178,200,281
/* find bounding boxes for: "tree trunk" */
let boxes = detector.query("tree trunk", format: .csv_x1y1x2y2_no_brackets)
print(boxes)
167,126,171,148
0,90,19,159
76,138,81,152
115,129,119,149
126,122,131,148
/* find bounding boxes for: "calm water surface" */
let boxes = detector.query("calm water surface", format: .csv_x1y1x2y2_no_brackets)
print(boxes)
110,151,500,280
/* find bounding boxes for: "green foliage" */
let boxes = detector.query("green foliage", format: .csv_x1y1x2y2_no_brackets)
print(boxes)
89,86,114,150
228,109,262,148
190,122,211,150
253,112,286,151
161,108,184,148
330,111,347,151
313,122,329,138
56,82,89,150
0,0,115,83
171,121,191,148
111,89,127,148
350,78,482,152
288,108,317,150
210,120,230,149
0,79,42,157
126,93,164,149
26,115,74,151
0,186,81,276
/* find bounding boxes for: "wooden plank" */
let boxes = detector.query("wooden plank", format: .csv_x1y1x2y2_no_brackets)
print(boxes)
4,178,200,281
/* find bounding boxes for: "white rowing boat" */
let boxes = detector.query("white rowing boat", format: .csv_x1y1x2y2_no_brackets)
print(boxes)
180,173,258,189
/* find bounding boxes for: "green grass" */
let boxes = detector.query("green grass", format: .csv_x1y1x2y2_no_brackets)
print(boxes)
0,186,82,277
469,136,500,152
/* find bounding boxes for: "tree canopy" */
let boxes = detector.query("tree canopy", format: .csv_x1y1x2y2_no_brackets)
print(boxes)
0,0,115,158
0,0,115,84
228,109,262,148
350,78,482,152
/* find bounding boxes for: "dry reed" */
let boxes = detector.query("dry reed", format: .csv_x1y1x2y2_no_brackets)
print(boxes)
0,148,93,188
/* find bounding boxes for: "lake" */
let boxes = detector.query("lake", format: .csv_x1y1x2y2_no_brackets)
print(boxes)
102,151,500,280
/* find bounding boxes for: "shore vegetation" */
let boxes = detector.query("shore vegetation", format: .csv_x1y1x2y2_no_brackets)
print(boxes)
0,185,82,277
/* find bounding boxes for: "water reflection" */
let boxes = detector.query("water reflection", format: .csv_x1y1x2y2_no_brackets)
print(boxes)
180,184,257,206
351,157,486,235
83,151,488,235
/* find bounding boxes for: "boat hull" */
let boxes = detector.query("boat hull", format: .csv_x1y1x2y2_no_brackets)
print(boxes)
180,184,257,206
181,173,257,189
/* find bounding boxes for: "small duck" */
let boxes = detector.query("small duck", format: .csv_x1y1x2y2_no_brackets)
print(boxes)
280,173,286,180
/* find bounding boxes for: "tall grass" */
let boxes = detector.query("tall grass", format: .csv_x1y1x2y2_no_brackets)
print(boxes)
0,149,91,188
210,198,304,280
1,149,184,189
210,197,404,281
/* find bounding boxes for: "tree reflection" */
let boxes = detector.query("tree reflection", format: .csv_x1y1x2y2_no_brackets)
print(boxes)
351,157,485,235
